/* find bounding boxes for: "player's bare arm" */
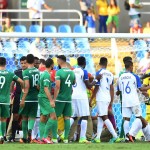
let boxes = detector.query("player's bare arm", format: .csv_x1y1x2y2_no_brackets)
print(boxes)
17,78,24,90
44,86,55,108
54,80,60,101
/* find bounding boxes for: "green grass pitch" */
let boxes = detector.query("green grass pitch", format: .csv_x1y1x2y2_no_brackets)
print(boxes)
1,143,150,150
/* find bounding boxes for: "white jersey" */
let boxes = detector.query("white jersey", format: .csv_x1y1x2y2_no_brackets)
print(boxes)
96,68,114,102
118,72,142,107
72,67,88,100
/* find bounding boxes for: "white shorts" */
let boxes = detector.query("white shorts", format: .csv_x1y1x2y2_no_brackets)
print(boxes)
87,28,96,33
72,99,90,117
96,101,110,116
122,105,142,118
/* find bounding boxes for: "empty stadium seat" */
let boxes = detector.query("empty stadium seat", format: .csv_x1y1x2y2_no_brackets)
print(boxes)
73,25,86,33
3,41,17,51
18,41,31,55
62,41,75,52
58,25,71,33
76,41,90,50
14,25,27,32
44,25,57,33
29,25,42,32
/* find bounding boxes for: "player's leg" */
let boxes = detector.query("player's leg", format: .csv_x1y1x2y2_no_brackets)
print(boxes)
70,99,77,128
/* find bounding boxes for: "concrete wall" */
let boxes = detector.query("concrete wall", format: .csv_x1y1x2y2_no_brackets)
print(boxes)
8,0,150,32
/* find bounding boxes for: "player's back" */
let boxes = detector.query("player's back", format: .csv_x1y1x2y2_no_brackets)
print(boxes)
118,72,141,107
23,67,40,101
56,68,75,102
96,68,114,102
0,70,17,104
72,67,88,100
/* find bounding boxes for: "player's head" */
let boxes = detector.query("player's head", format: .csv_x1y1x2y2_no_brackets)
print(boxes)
39,59,45,68
123,56,132,64
0,57,6,67
45,58,54,70
34,56,40,69
77,56,86,68
57,55,66,67
26,54,35,65
20,56,27,70
99,57,108,68
125,60,133,72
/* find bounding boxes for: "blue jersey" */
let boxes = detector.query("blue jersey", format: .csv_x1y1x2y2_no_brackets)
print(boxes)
86,16,96,28
118,72,142,107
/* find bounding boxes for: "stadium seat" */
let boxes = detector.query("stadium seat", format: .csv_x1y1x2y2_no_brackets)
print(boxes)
14,25,27,32
44,25,57,33
3,41,17,52
58,25,71,33
62,41,75,52
76,41,90,51
29,25,42,32
18,41,31,55
73,25,86,33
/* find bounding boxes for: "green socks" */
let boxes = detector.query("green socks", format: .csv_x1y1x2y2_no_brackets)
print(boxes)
22,120,28,139
64,119,70,139
39,121,46,140
0,122,6,137
28,119,35,130
52,120,58,139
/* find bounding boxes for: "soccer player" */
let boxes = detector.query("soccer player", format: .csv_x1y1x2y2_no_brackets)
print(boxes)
71,56,101,143
38,58,58,144
117,61,150,142
19,54,40,143
54,55,75,144
0,57,24,144
8,56,27,142
90,57,121,143
34,56,40,69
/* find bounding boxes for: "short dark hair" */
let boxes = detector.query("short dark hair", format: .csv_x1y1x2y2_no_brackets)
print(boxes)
125,61,133,69
123,56,132,64
20,56,26,62
57,55,66,62
34,56,39,60
0,57,6,66
99,57,108,66
40,59,45,65
77,56,86,66
45,58,54,68
27,54,35,64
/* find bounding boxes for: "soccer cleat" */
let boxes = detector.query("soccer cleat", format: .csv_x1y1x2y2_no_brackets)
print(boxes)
31,138,39,144
19,138,28,143
28,129,32,143
0,136,4,144
8,136,15,142
109,137,123,143
52,139,58,144
42,138,53,144
63,139,68,144
126,133,134,143
79,138,91,144
92,138,101,143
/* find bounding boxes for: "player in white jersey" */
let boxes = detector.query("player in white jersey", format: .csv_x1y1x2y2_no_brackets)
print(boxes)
117,61,150,142
90,57,121,143
70,56,101,143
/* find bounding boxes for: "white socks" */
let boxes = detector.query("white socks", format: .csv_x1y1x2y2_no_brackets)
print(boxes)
129,118,142,137
142,124,150,141
96,117,104,139
124,120,130,138
70,118,74,127
104,119,117,138
80,120,87,139
32,118,40,139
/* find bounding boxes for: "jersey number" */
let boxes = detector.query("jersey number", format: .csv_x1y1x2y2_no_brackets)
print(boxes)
122,81,131,94
32,74,39,87
0,76,5,89
65,74,71,87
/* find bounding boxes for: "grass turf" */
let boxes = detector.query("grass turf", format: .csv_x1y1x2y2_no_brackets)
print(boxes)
1,143,150,150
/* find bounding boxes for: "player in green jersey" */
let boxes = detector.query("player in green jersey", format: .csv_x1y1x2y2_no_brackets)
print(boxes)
0,57,24,144
54,55,75,143
38,58,58,144
19,54,40,143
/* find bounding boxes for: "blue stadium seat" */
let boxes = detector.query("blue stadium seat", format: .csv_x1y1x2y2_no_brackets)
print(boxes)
18,41,31,55
58,25,71,33
76,41,90,51
3,41,17,51
44,25,57,33
14,25,27,32
73,25,86,33
29,25,42,32
62,41,75,52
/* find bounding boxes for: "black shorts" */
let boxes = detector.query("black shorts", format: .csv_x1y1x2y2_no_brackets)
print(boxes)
12,93,21,114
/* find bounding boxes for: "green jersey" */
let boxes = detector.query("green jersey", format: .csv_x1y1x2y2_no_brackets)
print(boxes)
38,70,51,98
0,70,18,104
22,67,40,102
55,68,75,102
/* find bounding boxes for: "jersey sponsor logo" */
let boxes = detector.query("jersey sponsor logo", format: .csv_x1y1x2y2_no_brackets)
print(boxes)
101,72,112,77
121,76,131,80
29,69,39,73
0,70,9,74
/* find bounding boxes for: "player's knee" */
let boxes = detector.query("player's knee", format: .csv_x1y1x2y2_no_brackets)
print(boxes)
81,116,88,120
64,116,70,120
13,114,19,121
50,113,57,120
0,117,7,122
101,115,108,121
124,117,130,121
72,117,78,121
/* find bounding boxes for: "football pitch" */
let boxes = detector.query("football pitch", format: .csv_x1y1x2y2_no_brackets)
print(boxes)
1,143,150,150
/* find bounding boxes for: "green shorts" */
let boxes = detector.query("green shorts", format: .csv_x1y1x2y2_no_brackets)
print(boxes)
19,102,38,118
38,97,55,116
106,15,119,27
0,104,10,118
55,101,72,117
